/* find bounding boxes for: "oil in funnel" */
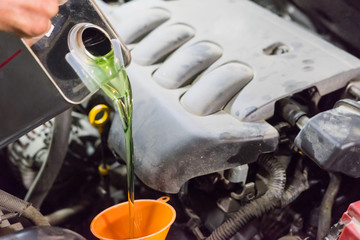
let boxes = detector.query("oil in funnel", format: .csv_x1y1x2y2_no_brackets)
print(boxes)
91,197,176,240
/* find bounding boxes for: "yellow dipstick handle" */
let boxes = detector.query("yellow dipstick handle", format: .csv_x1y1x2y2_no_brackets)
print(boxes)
89,104,110,133
157,196,170,203
98,164,110,176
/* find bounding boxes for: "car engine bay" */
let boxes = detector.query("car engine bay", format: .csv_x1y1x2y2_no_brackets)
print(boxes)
1,0,360,239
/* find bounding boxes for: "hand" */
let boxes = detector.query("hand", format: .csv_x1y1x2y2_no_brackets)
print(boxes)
0,0,59,38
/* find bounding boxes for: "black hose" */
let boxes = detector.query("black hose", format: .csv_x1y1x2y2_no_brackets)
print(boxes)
0,189,49,226
317,172,341,240
206,155,286,240
24,108,72,209
277,98,307,127
281,159,309,207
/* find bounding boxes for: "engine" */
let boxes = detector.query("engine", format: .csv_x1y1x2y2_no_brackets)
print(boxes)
1,0,360,239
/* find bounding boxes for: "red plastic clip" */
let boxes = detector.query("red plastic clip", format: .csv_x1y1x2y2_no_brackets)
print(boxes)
339,201,360,240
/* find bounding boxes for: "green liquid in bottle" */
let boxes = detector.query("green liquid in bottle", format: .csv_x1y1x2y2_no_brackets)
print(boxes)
94,50,135,238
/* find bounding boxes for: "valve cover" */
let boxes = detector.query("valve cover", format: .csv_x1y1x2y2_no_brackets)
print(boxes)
101,0,360,193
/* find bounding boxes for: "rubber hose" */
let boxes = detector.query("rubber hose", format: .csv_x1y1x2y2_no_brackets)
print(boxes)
206,155,286,240
45,203,88,226
22,205,50,226
0,189,49,226
281,160,309,207
0,189,30,213
24,108,72,209
317,172,341,240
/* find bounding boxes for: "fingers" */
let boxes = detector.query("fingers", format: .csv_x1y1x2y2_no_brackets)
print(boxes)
0,0,59,38
12,14,52,38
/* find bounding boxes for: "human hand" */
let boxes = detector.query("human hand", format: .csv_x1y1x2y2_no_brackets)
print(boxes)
0,0,59,38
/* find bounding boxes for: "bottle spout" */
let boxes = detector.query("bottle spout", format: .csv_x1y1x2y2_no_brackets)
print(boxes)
65,23,130,93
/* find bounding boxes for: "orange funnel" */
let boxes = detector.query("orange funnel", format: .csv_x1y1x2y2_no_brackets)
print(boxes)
91,197,176,240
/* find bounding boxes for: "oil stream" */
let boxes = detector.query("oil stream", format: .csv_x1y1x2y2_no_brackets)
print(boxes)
93,50,135,238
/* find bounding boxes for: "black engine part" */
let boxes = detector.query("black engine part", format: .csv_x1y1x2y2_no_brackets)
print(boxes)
295,99,360,178
0,226,85,240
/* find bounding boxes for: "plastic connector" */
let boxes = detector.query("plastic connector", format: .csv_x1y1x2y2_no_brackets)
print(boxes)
339,201,360,240
295,99,360,178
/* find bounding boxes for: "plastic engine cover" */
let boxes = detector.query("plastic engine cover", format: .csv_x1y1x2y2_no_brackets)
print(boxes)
99,0,360,193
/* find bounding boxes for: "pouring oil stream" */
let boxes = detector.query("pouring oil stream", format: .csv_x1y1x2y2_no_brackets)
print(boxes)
96,53,135,237
67,25,136,238
97,55,135,238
